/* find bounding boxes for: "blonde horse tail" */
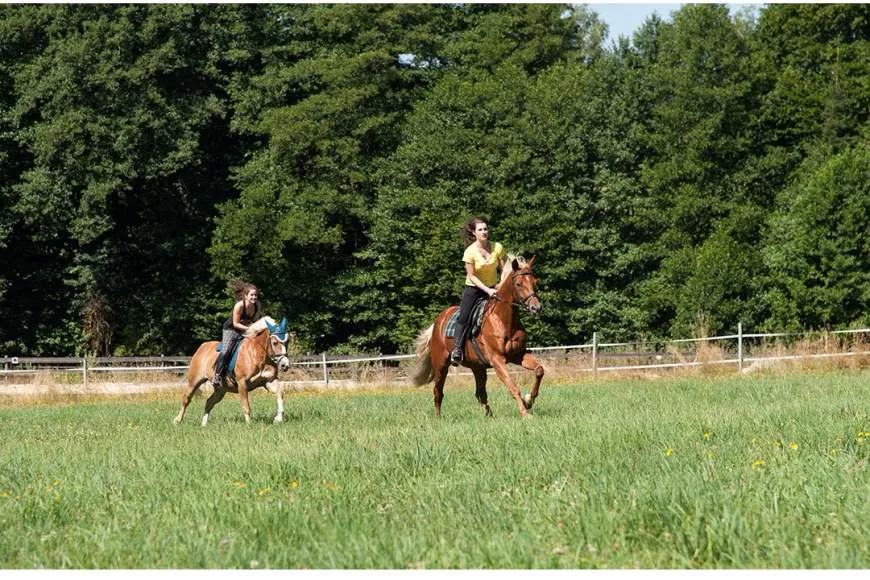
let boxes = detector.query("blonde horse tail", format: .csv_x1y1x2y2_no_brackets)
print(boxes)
409,324,434,386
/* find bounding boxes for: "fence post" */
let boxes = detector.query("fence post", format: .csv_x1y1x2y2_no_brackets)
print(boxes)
737,322,743,372
321,353,329,386
82,355,88,389
592,332,598,377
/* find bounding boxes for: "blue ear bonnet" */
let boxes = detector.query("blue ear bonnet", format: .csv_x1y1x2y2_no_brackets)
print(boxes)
266,317,288,341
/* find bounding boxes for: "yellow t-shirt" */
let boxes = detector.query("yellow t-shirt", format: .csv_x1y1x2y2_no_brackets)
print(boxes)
463,242,505,287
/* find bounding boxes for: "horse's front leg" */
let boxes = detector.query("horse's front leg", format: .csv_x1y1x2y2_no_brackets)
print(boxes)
258,366,284,423
273,381,285,423
490,356,530,418
518,351,545,410
238,378,252,424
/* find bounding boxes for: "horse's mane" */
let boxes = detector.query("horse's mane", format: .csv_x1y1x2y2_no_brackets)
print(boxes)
244,316,276,337
499,254,527,283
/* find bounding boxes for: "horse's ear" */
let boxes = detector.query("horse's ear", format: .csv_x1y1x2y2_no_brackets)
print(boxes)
511,257,520,271
527,255,536,268
266,319,277,335
279,316,288,333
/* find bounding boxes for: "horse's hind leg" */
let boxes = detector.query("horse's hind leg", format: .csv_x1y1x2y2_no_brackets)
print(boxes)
201,386,227,427
472,366,492,417
238,378,253,424
174,373,206,425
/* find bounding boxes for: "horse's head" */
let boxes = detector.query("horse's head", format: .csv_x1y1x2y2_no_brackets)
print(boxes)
265,316,291,372
507,255,542,315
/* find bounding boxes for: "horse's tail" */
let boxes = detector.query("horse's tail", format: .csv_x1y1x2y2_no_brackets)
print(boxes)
409,324,434,386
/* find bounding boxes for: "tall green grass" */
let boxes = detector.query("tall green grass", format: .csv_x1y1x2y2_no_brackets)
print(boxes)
1,370,869,568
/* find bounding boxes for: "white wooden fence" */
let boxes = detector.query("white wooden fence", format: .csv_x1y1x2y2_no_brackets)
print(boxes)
2,325,868,386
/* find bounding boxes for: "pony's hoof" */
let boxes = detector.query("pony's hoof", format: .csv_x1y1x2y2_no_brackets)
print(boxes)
523,393,533,409
273,414,284,424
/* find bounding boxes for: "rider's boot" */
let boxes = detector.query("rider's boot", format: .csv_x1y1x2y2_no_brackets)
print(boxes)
450,323,466,366
213,353,226,389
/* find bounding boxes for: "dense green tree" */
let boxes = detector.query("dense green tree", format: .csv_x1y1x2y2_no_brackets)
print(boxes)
0,4,868,356
1,5,260,354
763,144,870,330
628,4,770,337
363,5,611,350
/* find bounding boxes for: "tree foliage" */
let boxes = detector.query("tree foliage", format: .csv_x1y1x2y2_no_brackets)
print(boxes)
0,3,867,355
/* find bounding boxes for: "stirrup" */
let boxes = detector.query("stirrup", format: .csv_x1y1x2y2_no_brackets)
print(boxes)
450,347,463,366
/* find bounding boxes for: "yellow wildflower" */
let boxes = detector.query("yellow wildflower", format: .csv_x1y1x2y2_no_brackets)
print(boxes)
233,480,247,489
665,448,673,457
752,458,765,469
789,442,798,450
288,480,300,490
703,432,710,440
257,487,270,496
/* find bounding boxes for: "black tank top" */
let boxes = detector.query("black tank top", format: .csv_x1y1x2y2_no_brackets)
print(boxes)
223,303,259,331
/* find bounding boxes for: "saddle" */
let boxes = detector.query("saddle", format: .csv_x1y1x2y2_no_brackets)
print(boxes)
215,339,243,376
444,297,490,365
444,297,486,340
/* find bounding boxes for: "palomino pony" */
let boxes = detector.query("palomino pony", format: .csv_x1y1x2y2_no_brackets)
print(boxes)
173,316,292,426
410,255,544,418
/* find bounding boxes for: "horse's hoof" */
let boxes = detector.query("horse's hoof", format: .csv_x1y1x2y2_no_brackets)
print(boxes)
523,393,533,409
273,415,284,424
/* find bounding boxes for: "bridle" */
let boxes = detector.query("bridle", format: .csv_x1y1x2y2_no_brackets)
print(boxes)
492,270,539,312
268,336,290,368
251,330,289,368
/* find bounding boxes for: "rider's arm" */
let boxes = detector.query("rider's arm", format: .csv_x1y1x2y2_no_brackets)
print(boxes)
231,301,249,333
466,262,497,297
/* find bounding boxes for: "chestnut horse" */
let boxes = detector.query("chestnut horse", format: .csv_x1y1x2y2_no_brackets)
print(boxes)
410,255,544,418
173,316,292,426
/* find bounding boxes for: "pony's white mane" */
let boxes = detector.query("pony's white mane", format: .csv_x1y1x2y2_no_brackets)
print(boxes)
500,254,527,283
244,316,277,337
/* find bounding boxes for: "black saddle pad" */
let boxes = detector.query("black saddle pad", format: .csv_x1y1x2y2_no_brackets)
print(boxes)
444,297,486,339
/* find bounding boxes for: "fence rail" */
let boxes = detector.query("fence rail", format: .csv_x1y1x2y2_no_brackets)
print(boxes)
2,326,868,385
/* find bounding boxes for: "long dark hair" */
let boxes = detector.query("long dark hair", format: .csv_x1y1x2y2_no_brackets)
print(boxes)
229,280,258,302
460,216,489,248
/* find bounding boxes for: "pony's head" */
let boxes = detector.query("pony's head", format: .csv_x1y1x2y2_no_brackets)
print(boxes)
247,316,291,372
500,255,542,315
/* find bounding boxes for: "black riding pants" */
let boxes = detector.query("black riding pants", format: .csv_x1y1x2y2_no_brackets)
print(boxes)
457,286,489,327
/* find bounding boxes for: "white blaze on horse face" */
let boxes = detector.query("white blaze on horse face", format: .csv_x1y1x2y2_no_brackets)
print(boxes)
271,335,290,372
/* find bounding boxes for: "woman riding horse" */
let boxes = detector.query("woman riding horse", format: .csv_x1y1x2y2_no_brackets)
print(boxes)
411,241,545,418
213,281,261,390
451,217,505,366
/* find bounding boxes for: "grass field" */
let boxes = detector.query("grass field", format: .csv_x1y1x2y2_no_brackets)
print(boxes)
1,369,869,569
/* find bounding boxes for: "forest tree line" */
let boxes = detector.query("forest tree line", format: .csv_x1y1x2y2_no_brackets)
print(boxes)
0,3,868,356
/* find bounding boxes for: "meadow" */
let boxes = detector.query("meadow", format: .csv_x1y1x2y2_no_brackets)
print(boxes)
1,369,869,569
